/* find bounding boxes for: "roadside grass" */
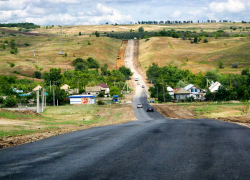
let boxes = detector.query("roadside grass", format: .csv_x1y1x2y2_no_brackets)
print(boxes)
0,104,135,138
174,102,250,118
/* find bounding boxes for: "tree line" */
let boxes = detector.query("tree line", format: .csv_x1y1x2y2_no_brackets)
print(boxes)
0,23,40,29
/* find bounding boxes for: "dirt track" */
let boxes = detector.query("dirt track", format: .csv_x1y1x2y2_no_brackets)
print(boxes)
0,27,48,36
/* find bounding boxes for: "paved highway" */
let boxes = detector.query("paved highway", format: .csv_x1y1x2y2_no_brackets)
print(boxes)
1,40,250,179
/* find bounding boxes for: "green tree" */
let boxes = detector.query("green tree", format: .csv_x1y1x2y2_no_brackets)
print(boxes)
218,61,224,69
110,86,122,97
10,39,16,49
194,37,198,43
4,96,17,107
101,63,108,75
33,71,42,79
138,26,144,32
87,57,99,68
205,90,214,101
118,66,133,78
43,68,63,85
79,32,82,36
95,31,100,37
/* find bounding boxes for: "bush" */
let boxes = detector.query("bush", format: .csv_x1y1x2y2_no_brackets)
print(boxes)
0,97,5,104
97,100,105,105
12,71,20,74
24,43,29,46
10,62,15,67
4,96,17,107
232,63,238,68
218,61,224,69
203,38,208,43
88,41,91,45
33,71,42,79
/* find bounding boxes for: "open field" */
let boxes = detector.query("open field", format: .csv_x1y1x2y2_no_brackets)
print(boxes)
0,104,136,148
139,36,250,74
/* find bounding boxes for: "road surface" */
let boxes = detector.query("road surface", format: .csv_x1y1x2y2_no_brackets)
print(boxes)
1,40,250,179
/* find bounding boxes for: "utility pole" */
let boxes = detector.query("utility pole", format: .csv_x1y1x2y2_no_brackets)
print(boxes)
78,77,79,94
42,88,44,112
36,90,39,113
57,84,58,106
53,86,55,106
163,84,166,102
44,88,46,109
156,86,158,100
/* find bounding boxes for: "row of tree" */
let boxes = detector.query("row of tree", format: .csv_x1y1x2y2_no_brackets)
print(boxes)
106,28,249,40
0,23,40,29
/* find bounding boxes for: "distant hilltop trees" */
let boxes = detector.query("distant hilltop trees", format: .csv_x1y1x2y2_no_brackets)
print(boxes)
0,22,40,29
137,20,250,24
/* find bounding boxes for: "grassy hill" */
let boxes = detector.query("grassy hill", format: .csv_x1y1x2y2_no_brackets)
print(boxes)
0,27,121,78
1,22,250,78
139,36,250,74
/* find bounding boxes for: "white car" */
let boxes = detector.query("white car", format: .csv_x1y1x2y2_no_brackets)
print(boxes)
137,82,140,85
137,104,143,108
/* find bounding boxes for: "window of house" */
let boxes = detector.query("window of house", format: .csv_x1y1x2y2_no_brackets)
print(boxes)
195,89,198,92
191,89,194,92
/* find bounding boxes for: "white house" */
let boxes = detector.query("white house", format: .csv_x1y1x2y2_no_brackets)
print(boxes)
97,83,110,95
167,85,174,98
209,81,221,93
184,84,205,100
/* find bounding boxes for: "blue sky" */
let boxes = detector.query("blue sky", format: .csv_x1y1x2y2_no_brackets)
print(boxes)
0,0,249,25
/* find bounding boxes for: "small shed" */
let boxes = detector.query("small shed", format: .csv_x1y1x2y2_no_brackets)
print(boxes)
113,95,119,102
68,95,96,105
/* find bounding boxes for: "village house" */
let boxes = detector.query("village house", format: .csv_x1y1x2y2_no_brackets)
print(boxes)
184,84,206,100
174,88,190,100
60,84,78,95
85,86,102,95
167,85,174,98
97,83,110,96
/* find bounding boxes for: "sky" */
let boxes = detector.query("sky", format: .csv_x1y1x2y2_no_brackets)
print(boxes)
0,0,249,26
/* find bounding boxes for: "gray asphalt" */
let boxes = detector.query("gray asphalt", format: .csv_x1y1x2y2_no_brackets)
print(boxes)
1,90,250,179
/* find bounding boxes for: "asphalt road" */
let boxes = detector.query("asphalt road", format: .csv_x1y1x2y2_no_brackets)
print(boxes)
1,40,250,179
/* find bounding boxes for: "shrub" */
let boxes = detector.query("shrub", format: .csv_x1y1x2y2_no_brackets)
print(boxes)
88,41,91,45
10,62,15,67
0,97,4,104
33,71,42,79
232,63,238,68
218,61,224,69
4,96,17,107
12,71,20,74
24,43,29,46
97,100,105,105
203,38,208,43
79,32,82,36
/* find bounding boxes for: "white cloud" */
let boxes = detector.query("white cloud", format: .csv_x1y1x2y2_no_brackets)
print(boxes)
172,11,182,18
209,0,246,13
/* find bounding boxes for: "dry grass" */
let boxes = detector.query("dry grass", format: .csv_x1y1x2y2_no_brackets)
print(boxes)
0,30,121,77
139,36,250,74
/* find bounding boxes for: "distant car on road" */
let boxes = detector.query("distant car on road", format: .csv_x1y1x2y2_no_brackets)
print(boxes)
137,82,140,85
137,104,143,108
142,85,145,88
150,99,154,103
146,106,154,112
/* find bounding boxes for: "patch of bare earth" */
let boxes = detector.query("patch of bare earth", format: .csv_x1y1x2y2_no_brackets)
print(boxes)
153,104,250,129
153,104,196,119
